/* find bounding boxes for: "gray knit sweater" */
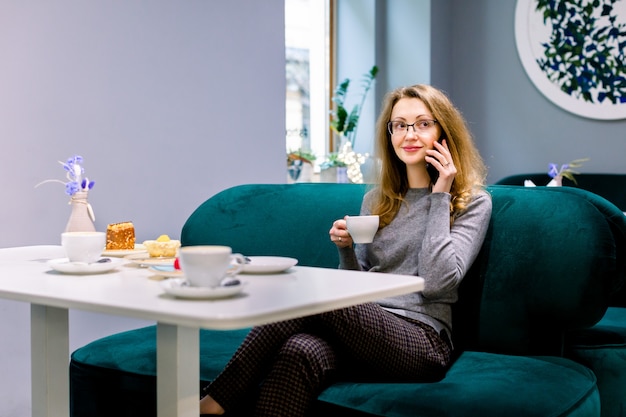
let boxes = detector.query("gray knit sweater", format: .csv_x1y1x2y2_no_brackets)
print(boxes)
339,188,492,336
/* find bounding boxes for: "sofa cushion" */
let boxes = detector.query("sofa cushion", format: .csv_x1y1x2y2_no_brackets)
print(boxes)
70,326,251,417
71,325,250,378
318,351,600,417
566,306,626,417
71,326,599,417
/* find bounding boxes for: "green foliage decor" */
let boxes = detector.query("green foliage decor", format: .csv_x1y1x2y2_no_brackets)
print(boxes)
535,0,626,104
330,65,379,148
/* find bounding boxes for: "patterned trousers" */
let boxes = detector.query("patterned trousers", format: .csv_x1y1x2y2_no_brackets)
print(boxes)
204,302,452,417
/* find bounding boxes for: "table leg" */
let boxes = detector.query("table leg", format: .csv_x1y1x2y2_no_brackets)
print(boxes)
30,304,69,417
157,323,199,417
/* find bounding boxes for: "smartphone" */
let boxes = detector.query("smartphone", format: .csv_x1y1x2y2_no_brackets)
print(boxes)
427,135,446,183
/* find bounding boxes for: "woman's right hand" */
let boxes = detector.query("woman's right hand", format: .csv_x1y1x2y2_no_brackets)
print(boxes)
329,216,353,248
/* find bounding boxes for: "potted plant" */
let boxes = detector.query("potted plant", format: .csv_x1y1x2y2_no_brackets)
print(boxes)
547,158,588,186
319,153,347,183
322,65,378,183
287,149,317,182
330,65,378,148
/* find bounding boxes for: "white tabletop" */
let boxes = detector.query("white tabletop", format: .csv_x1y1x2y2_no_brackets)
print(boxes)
0,245,424,330
0,245,424,417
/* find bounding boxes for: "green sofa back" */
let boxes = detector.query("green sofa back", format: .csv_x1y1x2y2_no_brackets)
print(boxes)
181,184,626,356
496,173,626,211
181,183,367,268
455,186,625,355
495,176,626,308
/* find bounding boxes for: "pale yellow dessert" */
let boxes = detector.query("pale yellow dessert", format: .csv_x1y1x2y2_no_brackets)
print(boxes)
143,234,180,258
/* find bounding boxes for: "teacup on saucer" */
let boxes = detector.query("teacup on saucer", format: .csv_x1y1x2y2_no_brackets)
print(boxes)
48,257,123,274
178,246,245,287
161,278,246,299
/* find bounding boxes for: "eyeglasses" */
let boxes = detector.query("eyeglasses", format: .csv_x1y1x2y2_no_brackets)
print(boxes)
387,119,438,135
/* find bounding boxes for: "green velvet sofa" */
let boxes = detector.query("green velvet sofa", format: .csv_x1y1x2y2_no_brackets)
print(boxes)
497,174,626,417
69,183,626,417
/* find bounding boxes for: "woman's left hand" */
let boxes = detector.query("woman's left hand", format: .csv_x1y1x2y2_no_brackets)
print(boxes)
426,139,457,193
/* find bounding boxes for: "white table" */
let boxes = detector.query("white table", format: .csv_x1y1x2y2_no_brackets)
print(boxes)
0,245,424,417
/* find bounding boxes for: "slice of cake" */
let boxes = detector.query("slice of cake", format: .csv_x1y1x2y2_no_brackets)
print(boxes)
143,234,180,258
106,222,136,250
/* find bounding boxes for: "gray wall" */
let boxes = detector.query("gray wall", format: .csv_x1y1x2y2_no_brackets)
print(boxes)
1,0,285,248
432,0,626,183
0,1,285,416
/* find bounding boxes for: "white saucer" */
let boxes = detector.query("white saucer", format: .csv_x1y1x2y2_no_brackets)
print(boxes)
161,278,247,299
241,256,298,274
149,265,184,278
48,257,124,274
124,253,176,267
102,244,147,257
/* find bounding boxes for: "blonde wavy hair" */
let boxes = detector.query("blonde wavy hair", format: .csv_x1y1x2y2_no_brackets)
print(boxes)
370,84,487,227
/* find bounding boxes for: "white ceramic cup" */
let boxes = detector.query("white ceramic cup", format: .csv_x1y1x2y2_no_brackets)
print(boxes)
61,231,106,263
178,245,246,287
346,215,380,244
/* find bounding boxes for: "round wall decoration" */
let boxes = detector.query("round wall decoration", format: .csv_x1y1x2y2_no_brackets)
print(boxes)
515,0,626,120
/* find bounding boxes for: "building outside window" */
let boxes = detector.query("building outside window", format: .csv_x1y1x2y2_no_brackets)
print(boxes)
285,0,331,172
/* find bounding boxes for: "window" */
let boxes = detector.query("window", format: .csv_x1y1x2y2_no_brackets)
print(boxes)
285,0,331,167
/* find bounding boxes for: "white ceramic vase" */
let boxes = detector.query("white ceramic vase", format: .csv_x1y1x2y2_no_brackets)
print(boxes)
547,176,563,187
65,191,96,232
